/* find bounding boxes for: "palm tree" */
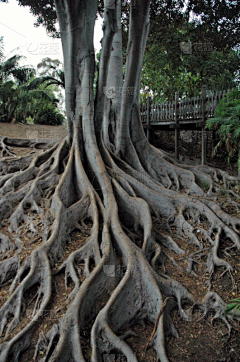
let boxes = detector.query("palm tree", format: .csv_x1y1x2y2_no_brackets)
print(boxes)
36,57,65,89
0,51,36,122
0,37,4,61
0,52,60,123
29,68,65,90
0,54,35,84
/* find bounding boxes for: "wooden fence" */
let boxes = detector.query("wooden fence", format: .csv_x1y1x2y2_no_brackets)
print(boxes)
140,86,233,124
140,86,235,164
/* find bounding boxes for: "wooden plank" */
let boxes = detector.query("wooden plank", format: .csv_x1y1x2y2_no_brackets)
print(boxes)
193,96,196,118
153,102,156,122
175,92,179,159
201,85,207,165
140,87,237,127
147,97,150,140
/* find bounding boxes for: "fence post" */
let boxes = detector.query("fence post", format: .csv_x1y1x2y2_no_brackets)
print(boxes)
147,96,151,141
175,92,179,160
201,85,207,165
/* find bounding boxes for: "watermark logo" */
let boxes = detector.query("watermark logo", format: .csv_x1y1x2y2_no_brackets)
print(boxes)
25,40,60,56
103,264,137,278
104,86,116,99
180,41,213,54
104,86,137,99
180,42,192,55
194,42,213,53
38,130,60,140
103,265,116,277
180,130,193,143
25,129,60,141
25,309,59,321
25,41,39,56
26,130,39,141
118,86,136,96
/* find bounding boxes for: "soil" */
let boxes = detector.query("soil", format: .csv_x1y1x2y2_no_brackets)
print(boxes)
152,130,238,176
0,122,239,362
0,122,67,141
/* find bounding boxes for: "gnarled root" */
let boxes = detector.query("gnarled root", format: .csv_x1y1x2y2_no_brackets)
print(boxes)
0,120,239,362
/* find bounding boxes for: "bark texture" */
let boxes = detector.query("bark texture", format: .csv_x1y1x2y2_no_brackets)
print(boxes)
0,0,239,361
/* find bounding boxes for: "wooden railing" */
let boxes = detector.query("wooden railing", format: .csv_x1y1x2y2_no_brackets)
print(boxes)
140,86,233,124
141,86,235,165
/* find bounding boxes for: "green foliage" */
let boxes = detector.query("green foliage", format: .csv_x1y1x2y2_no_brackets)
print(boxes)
141,18,240,102
139,92,151,105
0,54,35,84
32,103,64,125
199,180,210,192
37,58,61,76
36,58,65,89
219,188,227,197
225,297,240,315
0,37,4,61
140,0,240,102
0,42,65,125
206,89,240,166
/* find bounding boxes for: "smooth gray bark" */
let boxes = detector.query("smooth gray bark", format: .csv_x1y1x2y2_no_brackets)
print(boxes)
102,0,123,150
116,0,151,156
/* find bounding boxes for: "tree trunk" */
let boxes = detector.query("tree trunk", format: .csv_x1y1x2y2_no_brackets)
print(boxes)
102,0,123,150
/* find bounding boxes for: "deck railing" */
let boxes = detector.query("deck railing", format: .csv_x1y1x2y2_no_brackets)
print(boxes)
140,86,233,124
141,86,236,165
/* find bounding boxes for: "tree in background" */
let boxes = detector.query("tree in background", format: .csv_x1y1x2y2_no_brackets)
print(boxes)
206,89,240,168
141,5,240,102
35,57,65,89
0,1,239,361
0,50,35,122
34,57,66,119
0,36,3,60
0,43,65,124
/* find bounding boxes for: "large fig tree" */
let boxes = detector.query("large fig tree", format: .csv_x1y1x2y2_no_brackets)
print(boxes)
0,0,240,361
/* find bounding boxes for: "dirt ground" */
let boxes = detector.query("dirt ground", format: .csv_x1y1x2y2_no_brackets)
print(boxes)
152,130,238,176
0,122,67,141
0,122,239,362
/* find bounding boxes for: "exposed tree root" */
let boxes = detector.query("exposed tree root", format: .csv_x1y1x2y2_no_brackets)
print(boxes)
0,125,239,362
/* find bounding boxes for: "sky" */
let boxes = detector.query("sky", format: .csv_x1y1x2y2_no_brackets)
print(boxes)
0,0,103,69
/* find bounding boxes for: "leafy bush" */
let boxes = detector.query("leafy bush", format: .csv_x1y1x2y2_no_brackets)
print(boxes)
0,41,65,125
206,89,240,168
33,103,64,125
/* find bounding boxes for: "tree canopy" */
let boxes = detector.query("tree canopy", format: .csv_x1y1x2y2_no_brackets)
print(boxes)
141,21,240,102
139,0,240,102
0,41,65,124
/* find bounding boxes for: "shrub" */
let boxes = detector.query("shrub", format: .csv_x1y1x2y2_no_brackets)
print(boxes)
33,104,65,125
206,89,240,168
